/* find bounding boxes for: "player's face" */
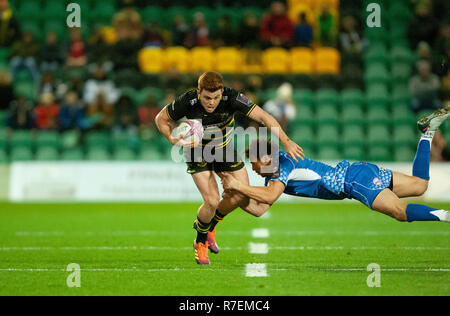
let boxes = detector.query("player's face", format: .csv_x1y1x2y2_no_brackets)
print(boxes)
198,89,223,113
251,159,275,177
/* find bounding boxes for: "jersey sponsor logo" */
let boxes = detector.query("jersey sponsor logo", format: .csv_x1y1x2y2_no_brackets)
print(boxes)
190,99,197,106
236,93,252,106
373,177,383,186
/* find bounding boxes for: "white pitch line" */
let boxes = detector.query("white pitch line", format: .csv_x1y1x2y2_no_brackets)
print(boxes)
245,263,268,277
248,243,269,254
1,245,449,251
251,228,269,238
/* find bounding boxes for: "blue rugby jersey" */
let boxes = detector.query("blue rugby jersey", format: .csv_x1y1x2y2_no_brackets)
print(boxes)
264,151,350,200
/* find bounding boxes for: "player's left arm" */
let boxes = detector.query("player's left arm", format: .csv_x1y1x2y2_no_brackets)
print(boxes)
222,175,285,205
248,106,304,161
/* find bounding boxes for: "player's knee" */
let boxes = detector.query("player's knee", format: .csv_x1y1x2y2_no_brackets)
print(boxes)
413,179,429,196
392,203,408,222
204,195,220,210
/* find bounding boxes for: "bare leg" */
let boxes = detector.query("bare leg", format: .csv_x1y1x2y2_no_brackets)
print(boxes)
191,171,220,223
371,189,408,222
392,172,428,198
216,167,250,216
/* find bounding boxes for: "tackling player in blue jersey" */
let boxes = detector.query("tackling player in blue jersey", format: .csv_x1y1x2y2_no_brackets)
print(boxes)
221,106,450,223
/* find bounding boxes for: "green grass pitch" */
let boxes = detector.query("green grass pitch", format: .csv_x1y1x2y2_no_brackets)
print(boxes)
0,202,449,296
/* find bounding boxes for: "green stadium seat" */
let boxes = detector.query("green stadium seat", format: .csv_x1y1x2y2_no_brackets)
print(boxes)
61,148,84,161
0,149,8,163
10,130,34,148
367,107,391,126
293,89,314,108
364,63,390,85
392,105,416,127
388,2,412,23
292,105,314,127
291,126,314,149
341,104,365,126
35,131,61,149
391,63,412,83
315,89,339,107
42,2,66,20
141,5,166,24
316,125,340,148
342,126,365,147
114,148,136,161
340,89,364,107
111,131,140,151
391,85,411,105
89,3,116,25
139,147,163,161
390,46,414,65
0,110,7,127
13,82,36,101
44,21,68,43
368,145,392,162
164,6,191,29
394,146,415,162
317,146,341,161
316,104,339,126
366,84,390,109
84,131,110,151
0,128,7,149
86,148,111,161
367,125,391,147
61,130,80,150
35,146,59,161
343,145,365,162
10,146,33,161
392,126,417,148
364,44,388,65
17,2,42,22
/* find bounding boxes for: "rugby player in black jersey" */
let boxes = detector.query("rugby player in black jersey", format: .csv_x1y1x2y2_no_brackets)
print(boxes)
155,72,304,264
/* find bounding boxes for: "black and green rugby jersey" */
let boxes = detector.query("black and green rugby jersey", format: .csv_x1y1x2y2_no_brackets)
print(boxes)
166,87,257,148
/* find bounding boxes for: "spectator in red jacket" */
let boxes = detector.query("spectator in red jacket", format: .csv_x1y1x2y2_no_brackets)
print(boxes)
260,1,294,48
35,92,59,130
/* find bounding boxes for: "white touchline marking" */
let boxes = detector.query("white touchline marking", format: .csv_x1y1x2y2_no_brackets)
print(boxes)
12,230,450,237
251,228,269,238
1,245,449,251
245,263,267,277
248,243,269,254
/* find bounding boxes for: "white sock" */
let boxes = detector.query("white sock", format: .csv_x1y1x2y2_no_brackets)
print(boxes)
420,131,435,143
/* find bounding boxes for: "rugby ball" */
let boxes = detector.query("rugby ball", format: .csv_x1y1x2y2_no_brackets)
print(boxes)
173,119,204,146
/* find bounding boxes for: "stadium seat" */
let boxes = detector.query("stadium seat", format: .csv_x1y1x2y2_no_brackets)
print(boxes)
290,48,313,74
367,125,391,147
293,89,314,108
392,126,417,148
215,47,243,74
0,149,8,163
390,46,414,65
0,128,8,149
391,85,411,105
316,104,339,126
61,148,84,161
342,125,365,147
17,2,42,22
141,5,166,24
314,48,340,74
364,43,388,66
111,131,140,151
368,145,392,162
341,104,365,126
35,131,60,149
343,145,365,162
364,62,390,86
10,130,34,148
139,147,163,161
10,146,33,161
392,105,416,127
86,148,111,161
35,146,59,161
164,46,190,73
366,84,390,109
0,110,7,127
391,63,412,83
292,105,315,127
89,3,116,25
394,145,415,162
113,148,136,161
190,47,215,72
291,126,315,149
315,89,339,107
42,2,66,20
340,89,364,107
388,2,412,23
262,48,290,74
367,107,391,126
317,146,341,161
84,131,110,151
138,48,164,73
316,125,340,147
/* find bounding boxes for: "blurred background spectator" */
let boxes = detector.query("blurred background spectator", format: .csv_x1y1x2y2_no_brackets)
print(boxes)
66,28,87,67
339,15,363,54
7,95,34,130
0,68,13,110
260,1,294,48
409,60,441,113
35,92,59,130
294,12,313,47
59,91,85,131
40,32,64,73
262,82,296,132
83,65,120,105
317,3,337,47
0,0,20,47
113,95,138,135
10,31,40,83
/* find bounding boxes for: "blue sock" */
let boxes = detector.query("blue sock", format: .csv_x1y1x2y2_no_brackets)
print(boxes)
406,204,441,222
412,138,431,181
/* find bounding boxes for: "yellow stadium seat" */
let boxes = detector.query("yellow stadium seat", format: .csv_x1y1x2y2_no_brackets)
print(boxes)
138,48,164,73
314,47,340,74
189,47,215,72
290,47,313,74
314,0,339,11
215,47,243,74
164,46,190,73
262,48,290,74
289,3,316,24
